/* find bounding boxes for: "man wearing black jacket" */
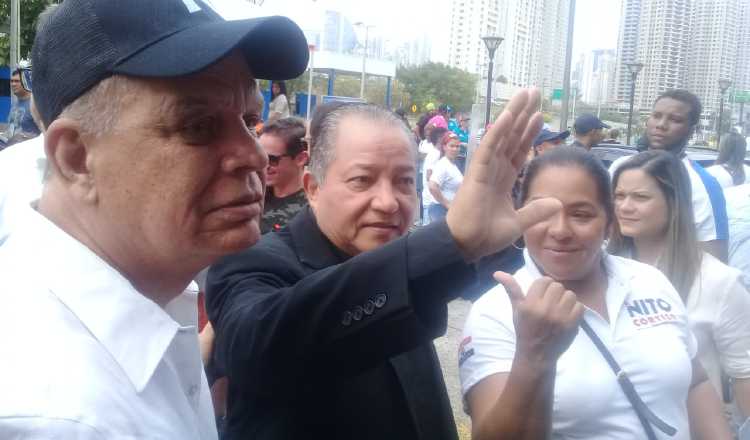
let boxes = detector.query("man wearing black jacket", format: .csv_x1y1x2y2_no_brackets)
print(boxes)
206,91,558,439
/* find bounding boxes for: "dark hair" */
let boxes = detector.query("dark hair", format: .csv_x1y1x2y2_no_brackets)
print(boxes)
608,128,620,139
11,68,23,77
272,80,287,97
716,132,747,185
608,150,700,298
308,102,414,183
416,110,436,140
520,147,614,227
260,117,307,156
654,89,702,127
428,127,448,147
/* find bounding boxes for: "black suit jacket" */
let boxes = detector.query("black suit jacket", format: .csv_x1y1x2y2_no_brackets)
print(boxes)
206,207,476,439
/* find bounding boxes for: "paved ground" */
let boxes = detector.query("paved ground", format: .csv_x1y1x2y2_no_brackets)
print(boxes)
434,298,473,437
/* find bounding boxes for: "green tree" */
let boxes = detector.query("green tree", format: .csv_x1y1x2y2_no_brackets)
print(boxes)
396,62,476,112
0,0,58,66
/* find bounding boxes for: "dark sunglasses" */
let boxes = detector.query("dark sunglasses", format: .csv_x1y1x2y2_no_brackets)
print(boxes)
267,153,294,166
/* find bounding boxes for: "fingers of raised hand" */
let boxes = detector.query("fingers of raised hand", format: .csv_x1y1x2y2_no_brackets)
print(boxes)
494,271,525,308
524,276,555,302
482,89,530,151
510,112,544,170
516,197,562,232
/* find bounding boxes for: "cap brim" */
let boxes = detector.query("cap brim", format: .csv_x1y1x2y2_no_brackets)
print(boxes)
600,123,611,129
113,16,309,81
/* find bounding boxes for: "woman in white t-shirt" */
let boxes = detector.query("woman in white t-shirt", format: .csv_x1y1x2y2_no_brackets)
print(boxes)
460,147,731,440
610,150,750,433
427,132,463,221
707,132,750,188
268,81,290,124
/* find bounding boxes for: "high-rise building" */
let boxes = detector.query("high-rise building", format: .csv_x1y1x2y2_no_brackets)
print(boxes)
616,0,749,116
322,10,357,54
581,49,617,105
447,0,569,97
495,0,570,96
447,0,501,75
633,0,691,109
614,0,640,104
393,36,432,67
687,0,741,118
737,0,750,92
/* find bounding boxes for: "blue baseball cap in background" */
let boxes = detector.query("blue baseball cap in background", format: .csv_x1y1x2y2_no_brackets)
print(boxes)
533,128,570,147
574,114,610,134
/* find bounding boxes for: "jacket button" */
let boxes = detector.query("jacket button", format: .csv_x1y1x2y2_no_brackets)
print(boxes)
363,300,376,315
374,293,387,308
341,310,353,326
352,305,364,321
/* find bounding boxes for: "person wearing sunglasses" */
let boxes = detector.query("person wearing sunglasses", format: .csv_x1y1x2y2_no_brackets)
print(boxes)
259,117,309,233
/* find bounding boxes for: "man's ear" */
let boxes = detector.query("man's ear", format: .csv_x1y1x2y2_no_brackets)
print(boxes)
302,170,320,209
44,118,97,204
295,150,309,168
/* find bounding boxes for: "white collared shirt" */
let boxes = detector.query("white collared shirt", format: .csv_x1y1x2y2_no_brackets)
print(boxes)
0,135,46,246
460,251,696,440
0,205,218,439
687,252,750,427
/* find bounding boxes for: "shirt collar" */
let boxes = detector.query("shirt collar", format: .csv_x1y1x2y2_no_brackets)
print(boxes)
19,205,197,392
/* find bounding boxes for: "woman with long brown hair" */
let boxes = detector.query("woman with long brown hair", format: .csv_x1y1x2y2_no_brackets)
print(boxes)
610,150,750,433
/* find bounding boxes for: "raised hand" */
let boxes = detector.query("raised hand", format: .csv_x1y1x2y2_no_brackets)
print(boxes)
495,272,584,366
446,88,561,261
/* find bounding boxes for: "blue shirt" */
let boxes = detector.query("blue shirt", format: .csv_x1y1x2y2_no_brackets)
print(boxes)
6,98,40,139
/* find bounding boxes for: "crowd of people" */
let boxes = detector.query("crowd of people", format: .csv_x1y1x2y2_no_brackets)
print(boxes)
0,2,748,440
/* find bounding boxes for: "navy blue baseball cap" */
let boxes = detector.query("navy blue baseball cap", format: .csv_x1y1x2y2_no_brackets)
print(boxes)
574,114,610,134
533,128,570,147
32,0,310,126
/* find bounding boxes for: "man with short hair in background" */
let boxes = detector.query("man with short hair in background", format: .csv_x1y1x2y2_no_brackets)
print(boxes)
602,127,622,144
609,89,729,262
571,113,609,150
259,117,308,233
0,1,309,437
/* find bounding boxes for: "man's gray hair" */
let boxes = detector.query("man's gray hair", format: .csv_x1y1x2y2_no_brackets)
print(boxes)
308,103,415,183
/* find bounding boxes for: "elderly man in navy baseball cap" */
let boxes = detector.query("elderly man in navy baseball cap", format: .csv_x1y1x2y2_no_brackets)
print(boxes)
0,1,308,438
572,113,610,150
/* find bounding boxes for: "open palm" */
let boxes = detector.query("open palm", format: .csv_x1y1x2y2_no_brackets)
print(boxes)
446,88,561,261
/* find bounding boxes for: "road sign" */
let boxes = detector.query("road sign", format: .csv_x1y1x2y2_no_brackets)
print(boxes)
551,88,563,100
733,90,750,104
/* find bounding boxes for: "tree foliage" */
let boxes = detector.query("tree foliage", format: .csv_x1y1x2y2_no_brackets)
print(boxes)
0,0,58,66
396,62,476,112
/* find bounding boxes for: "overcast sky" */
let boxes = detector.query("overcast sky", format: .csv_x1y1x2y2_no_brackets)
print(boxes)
209,0,622,63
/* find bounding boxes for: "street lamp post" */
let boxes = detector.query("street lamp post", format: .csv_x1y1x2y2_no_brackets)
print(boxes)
354,22,374,100
306,44,316,122
481,35,503,127
625,61,644,146
717,78,732,146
